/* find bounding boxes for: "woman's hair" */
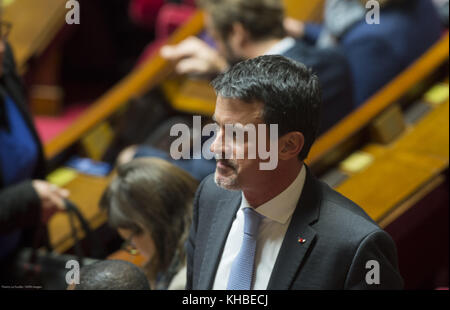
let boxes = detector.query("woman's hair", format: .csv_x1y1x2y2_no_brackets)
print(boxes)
99,157,199,281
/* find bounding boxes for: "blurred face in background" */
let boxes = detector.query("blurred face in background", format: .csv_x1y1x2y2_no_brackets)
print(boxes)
204,13,245,67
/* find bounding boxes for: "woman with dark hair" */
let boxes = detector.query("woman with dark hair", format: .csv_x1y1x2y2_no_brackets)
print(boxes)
100,157,198,290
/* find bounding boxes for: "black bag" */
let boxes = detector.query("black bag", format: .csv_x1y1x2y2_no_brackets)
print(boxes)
2,200,102,290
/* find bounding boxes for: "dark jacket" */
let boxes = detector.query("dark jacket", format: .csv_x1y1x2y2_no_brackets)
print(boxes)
305,0,443,105
186,168,404,289
283,41,354,133
0,42,46,235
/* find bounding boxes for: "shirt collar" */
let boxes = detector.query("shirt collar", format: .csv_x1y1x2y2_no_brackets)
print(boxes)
240,165,306,224
264,37,296,56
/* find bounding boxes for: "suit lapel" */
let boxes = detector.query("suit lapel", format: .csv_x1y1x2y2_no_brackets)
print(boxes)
197,193,241,289
267,167,321,289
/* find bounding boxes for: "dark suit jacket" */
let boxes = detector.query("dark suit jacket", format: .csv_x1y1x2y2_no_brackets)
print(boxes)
0,42,46,235
283,41,354,134
186,168,404,289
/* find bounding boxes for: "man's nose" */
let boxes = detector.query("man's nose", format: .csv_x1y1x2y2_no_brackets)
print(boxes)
211,128,232,159
210,128,223,156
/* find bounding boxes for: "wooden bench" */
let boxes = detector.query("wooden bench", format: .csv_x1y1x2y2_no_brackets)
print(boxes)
336,99,448,228
305,33,449,170
303,33,449,228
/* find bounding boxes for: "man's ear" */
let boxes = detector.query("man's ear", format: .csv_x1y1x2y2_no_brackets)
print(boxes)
229,22,250,50
278,132,304,160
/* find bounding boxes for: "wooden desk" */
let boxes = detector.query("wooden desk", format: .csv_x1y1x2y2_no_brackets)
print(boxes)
48,173,112,253
336,101,449,227
3,0,67,72
306,33,449,168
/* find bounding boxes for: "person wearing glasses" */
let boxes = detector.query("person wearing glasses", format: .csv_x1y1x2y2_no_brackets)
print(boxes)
0,20,69,266
100,157,198,290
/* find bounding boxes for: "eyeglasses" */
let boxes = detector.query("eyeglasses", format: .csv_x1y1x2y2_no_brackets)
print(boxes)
0,21,12,40
121,232,140,256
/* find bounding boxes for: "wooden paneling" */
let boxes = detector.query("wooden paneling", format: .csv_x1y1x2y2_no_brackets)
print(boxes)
3,0,66,72
336,101,449,224
283,0,325,22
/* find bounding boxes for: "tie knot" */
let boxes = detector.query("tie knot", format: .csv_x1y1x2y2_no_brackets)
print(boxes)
243,207,263,236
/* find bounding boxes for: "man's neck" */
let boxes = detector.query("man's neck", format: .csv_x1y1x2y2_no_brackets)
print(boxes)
242,161,303,207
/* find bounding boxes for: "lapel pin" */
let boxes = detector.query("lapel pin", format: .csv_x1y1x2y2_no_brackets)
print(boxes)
298,237,306,244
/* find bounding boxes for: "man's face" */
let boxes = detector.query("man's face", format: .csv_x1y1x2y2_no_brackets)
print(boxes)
210,96,269,191
205,13,244,66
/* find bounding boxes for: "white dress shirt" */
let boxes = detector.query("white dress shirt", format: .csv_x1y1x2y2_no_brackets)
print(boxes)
212,165,307,290
264,37,296,56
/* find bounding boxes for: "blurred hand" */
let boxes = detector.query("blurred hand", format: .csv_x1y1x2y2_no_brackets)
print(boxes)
116,145,138,166
160,36,228,76
284,17,305,38
32,180,70,224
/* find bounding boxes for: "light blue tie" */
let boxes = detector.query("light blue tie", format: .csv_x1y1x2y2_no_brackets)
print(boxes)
227,207,263,290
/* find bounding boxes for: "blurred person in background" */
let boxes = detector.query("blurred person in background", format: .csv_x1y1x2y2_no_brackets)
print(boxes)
0,14,68,267
100,158,198,290
284,0,443,105
161,0,354,133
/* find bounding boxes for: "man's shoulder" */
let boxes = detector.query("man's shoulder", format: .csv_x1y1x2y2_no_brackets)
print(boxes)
313,178,382,240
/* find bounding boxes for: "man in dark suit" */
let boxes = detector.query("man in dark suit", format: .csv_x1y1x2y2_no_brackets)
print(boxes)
186,55,403,290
